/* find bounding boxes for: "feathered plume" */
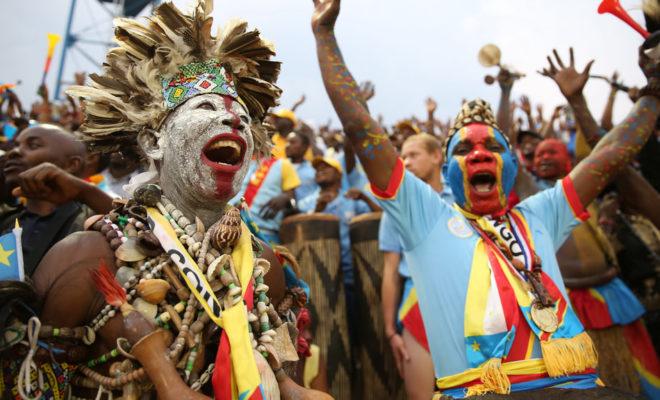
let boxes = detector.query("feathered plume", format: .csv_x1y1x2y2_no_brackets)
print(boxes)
67,0,281,157
91,259,127,307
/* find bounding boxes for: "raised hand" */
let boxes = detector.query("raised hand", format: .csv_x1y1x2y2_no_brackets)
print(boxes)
425,97,437,114
291,94,306,112
610,71,620,89
538,48,594,100
496,67,515,91
569,36,660,211
311,0,340,34
311,0,397,190
358,81,376,103
519,95,532,115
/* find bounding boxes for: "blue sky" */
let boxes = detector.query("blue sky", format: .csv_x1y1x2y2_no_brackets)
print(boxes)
1,0,649,127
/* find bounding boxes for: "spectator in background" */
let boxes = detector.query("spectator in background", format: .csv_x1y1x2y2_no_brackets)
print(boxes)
99,148,144,199
391,120,420,151
0,124,113,276
242,155,301,244
269,109,297,159
286,131,317,200
516,130,543,173
298,157,380,344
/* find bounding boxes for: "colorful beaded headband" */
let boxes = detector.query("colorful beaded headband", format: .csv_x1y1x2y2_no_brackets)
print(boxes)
444,98,510,156
161,59,246,110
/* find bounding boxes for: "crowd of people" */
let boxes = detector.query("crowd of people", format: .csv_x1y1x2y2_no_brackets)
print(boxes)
1,0,659,399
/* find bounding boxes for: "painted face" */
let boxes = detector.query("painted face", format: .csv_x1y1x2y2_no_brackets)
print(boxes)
533,138,571,180
154,93,254,204
442,124,517,215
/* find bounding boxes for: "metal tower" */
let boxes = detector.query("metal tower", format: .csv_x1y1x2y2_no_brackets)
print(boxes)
54,0,159,100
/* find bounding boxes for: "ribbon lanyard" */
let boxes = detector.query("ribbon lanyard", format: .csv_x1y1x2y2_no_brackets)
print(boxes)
147,207,224,327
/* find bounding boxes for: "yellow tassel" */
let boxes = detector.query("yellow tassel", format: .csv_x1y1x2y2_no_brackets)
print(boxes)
481,357,511,394
465,384,490,397
541,331,598,377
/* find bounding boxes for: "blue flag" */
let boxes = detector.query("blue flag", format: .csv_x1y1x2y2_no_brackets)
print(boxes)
0,221,23,281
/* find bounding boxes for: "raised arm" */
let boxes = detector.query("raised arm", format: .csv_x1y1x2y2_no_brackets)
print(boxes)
601,72,619,131
539,105,562,139
539,48,601,147
569,41,660,208
495,68,515,142
425,97,437,136
520,95,536,132
311,0,398,190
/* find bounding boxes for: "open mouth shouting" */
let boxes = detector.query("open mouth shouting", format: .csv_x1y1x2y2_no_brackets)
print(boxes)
201,134,246,172
469,172,497,194
537,161,556,173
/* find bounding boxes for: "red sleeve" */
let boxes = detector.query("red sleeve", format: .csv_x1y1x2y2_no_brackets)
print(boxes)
561,176,589,222
369,158,405,200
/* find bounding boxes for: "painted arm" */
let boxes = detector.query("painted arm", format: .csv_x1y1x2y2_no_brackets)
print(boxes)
545,43,660,207
601,72,619,131
539,48,600,147
570,95,659,207
311,0,398,191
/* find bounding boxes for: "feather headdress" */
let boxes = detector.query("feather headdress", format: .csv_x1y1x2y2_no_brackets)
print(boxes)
67,0,281,156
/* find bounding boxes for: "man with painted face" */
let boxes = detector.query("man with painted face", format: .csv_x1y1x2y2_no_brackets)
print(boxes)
533,138,573,189
311,0,660,396
2,2,331,400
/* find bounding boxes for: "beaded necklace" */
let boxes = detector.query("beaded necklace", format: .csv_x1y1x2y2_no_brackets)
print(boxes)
79,184,284,390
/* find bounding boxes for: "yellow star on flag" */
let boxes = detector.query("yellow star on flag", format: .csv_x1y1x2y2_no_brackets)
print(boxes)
471,340,481,352
0,243,15,266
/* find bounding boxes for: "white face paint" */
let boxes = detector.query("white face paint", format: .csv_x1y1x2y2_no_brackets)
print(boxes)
140,93,254,219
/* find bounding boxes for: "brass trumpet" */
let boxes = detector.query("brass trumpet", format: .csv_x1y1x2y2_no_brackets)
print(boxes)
478,44,525,85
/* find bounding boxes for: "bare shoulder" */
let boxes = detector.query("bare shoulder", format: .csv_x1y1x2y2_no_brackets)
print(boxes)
33,231,115,326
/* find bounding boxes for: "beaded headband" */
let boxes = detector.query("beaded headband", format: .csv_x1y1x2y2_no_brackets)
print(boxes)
67,0,281,157
444,98,511,156
161,60,246,111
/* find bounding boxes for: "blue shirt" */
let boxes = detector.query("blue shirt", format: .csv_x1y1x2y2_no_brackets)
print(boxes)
245,158,300,240
338,152,369,193
378,183,454,279
293,160,318,201
374,167,584,379
299,189,371,284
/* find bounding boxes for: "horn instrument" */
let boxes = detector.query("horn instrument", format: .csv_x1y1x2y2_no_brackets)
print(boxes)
478,44,525,85
598,0,650,38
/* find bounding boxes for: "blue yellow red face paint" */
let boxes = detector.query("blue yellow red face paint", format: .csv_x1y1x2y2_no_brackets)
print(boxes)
442,124,518,215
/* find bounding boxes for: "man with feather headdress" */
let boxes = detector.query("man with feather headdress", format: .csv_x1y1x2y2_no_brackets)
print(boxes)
0,1,331,399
